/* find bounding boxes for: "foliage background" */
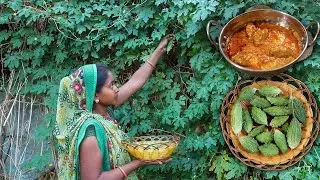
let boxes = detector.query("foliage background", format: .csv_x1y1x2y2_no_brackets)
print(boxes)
1,0,320,179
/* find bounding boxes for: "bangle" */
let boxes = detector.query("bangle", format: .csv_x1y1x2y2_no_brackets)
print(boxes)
146,60,155,68
117,166,128,178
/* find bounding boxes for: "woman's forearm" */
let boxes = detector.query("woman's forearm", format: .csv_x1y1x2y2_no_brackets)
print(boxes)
98,160,142,180
130,49,162,86
115,35,173,107
115,49,163,106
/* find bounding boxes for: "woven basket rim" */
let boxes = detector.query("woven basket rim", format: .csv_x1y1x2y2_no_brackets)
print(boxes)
122,134,180,145
122,129,181,148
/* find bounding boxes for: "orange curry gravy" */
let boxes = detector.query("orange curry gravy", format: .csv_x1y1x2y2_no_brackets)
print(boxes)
226,22,302,70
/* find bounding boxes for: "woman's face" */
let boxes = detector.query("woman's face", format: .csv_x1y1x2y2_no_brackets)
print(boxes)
95,71,119,107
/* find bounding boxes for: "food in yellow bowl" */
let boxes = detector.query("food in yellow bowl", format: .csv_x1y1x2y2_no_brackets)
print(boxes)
122,135,179,161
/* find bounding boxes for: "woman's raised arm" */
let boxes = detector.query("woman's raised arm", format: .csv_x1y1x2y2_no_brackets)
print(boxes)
115,35,175,107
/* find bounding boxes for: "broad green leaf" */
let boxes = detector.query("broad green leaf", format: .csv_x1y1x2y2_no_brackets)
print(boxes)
155,0,167,6
0,30,11,42
40,35,54,46
9,1,22,11
91,51,99,58
192,1,219,22
4,54,20,69
186,21,201,37
11,37,23,48
137,8,154,23
27,35,39,45
55,50,67,64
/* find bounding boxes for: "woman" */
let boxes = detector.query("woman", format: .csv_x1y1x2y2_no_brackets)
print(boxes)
54,35,175,180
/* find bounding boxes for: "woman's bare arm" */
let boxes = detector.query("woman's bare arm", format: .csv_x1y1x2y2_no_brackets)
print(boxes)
115,35,175,107
80,136,141,180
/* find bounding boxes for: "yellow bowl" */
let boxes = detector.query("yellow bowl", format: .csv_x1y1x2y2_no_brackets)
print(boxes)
122,135,179,161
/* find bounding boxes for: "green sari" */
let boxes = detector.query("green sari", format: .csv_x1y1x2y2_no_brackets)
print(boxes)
54,64,138,179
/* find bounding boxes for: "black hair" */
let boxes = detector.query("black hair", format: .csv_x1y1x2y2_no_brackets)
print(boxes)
96,64,110,93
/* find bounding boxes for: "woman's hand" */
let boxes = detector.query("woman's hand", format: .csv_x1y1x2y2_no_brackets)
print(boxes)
138,158,173,166
155,34,176,55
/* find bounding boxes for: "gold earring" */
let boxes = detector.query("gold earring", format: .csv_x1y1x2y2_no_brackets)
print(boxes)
95,99,100,103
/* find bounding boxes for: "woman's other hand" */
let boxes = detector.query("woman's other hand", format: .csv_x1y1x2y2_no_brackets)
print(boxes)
155,34,176,54
138,158,173,166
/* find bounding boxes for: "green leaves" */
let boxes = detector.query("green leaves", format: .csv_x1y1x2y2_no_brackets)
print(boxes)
210,152,247,180
54,50,68,64
52,2,68,13
191,0,219,22
23,150,53,172
11,36,23,48
4,53,21,69
40,35,54,46
221,2,245,21
2,0,320,179
9,1,22,11
155,0,167,6
27,35,40,45
0,30,11,42
189,49,215,71
186,21,202,37
0,11,12,24
137,7,154,23
225,158,247,179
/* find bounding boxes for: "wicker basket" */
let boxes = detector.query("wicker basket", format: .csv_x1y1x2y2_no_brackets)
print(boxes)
220,74,320,170
122,129,180,161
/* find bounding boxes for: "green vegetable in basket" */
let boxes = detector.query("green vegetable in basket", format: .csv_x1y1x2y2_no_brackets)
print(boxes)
231,101,243,134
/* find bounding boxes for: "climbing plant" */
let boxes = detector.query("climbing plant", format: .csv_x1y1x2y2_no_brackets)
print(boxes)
1,0,320,179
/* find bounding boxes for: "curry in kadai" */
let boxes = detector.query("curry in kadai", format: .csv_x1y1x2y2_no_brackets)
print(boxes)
226,22,302,70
